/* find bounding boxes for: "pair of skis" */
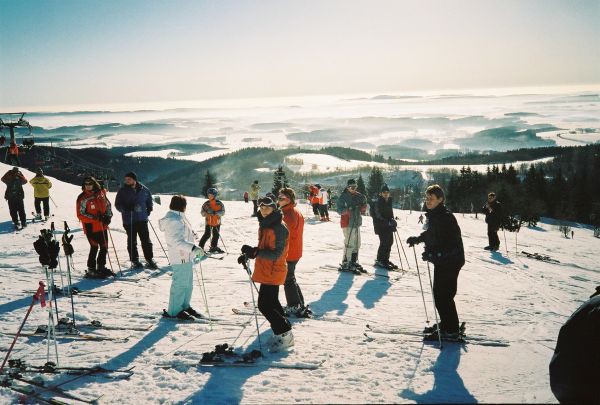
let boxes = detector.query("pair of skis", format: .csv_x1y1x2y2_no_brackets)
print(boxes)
364,323,509,347
158,343,324,370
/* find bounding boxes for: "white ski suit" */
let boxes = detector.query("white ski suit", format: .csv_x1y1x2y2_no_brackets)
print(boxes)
159,210,199,316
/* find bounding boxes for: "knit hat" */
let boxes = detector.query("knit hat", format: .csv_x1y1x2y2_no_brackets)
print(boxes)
36,168,43,175
315,184,321,189
124,171,138,181
207,187,218,196
381,184,390,192
11,166,18,172
279,187,296,204
347,179,357,187
258,196,278,209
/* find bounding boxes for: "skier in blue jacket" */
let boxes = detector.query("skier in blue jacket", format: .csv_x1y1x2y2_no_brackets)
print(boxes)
115,171,157,269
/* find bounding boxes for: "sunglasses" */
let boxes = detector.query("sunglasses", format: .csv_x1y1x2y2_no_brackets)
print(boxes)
84,182,94,186
348,185,357,190
277,195,289,201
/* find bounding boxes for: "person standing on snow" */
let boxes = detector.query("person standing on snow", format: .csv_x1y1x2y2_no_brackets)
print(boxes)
249,180,261,217
277,187,311,318
2,166,27,230
29,168,52,220
115,172,157,270
309,184,320,219
407,184,465,340
482,192,502,251
7,142,20,166
317,184,330,221
76,177,114,279
239,196,293,352
159,195,206,320
372,184,399,269
199,187,225,254
336,178,368,273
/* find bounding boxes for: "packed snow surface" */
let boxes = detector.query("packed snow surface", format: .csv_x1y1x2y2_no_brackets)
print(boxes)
0,162,597,403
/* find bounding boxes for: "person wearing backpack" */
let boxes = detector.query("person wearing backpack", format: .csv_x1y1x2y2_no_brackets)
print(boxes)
2,167,27,230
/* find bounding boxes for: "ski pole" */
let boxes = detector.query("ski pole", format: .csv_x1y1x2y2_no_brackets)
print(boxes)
426,261,443,349
44,265,60,366
50,222,66,295
412,246,429,325
392,232,405,272
394,230,411,270
0,282,45,374
107,227,122,272
515,230,518,256
502,228,508,255
242,257,262,351
218,229,228,254
194,260,212,330
100,229,117,277
49,195,58,208
65,255,76,329
149,220,170,265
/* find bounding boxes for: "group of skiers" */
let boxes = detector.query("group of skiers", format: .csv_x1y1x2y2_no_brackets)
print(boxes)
308,184,331,221
75,172,158,279
158,185,309,351
2,166,53,230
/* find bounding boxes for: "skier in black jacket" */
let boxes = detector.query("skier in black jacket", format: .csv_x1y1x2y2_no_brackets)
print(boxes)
407,184,465,339
550,287,600,403
372,184,398,269
482,192,502,251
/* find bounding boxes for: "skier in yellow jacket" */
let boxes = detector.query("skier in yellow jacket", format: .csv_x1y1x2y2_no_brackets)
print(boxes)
29,168,53,220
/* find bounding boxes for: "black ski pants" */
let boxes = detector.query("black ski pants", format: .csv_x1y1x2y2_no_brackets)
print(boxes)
7,198,26,226
125,221,153,263
84,224,108,270
376,229,394,262
252,200,258,216
487,224,500,249
258,284,291,335
433,263,462,333
312,203,320,216
318,204,329,219
283,260,304,307
34,197,50,217
199,224,220,250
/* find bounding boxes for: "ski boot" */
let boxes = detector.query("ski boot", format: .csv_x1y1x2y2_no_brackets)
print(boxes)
97,266,116,278
184,307,204,319
423,328,462,342
350,253,366,273
145,259,159,270
339,261,360,274
131,261,144,269
374,260,389,269
268,330,294,353
386,261,399,270
209,246,225,254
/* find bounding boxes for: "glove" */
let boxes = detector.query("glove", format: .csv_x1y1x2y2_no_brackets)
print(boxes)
47,240,60,269
192,246,205,259
33,237,50,266
241,244,258,258
237,254,247,265
62,233,74,256
406,236,420,247
101,215,112,225
388,219,397,231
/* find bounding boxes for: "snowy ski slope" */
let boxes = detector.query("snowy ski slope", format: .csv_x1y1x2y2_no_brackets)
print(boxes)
0,162,597,403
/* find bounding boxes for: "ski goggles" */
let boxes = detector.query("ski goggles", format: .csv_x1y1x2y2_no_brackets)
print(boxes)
258,196,277,209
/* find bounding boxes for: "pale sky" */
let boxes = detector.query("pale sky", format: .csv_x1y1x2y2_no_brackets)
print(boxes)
1,0,599,110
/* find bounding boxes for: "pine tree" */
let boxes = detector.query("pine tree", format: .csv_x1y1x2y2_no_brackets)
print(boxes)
366,167,385,199
272,165,289,195
202,170,217,197
357,174,366,195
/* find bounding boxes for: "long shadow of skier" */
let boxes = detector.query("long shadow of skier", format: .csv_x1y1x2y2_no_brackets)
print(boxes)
356,276,392,309
184,328,290,404
308,270,355,316
399,344,476,403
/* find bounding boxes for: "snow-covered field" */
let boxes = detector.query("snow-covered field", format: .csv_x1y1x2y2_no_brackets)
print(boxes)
0,162,597,404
